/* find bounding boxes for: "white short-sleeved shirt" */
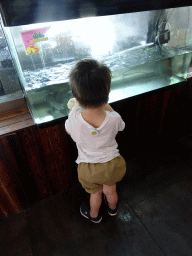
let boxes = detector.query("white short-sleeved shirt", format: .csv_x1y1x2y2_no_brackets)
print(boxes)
65,107,125,164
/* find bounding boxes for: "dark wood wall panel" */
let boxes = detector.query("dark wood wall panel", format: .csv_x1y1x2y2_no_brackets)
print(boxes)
0,131,43,211
0,123,74,220
0,145,23,217
114,81,191,158
17,127,52,202
34,124,74,195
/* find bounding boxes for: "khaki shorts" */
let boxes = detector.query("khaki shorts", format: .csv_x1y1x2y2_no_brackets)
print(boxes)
77,155,126,194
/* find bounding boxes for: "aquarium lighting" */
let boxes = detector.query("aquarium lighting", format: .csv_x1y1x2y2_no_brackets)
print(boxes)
35,116,54,124
108,89,128,103
45,16,115,58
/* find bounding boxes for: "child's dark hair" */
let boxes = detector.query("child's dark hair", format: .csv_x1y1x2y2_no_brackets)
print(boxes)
69,58,111,109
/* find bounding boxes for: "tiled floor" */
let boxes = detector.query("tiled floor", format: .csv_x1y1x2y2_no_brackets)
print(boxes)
1,134,192,256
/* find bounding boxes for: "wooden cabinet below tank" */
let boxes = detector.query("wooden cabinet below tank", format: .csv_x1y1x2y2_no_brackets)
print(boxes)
0,111,76,219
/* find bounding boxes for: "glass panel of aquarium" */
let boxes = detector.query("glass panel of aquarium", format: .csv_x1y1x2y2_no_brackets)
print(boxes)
0,16,23,104
2,6,192,124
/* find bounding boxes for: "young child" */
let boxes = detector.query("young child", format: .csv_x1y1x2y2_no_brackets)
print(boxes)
65,58,126,223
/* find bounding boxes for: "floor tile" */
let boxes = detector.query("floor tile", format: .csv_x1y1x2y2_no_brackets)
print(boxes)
0,210,32,256
27,192,164,256
128,191,192,256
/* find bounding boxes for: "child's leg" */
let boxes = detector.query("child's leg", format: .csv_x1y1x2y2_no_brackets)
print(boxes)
103,184,118,210
90,188,103,218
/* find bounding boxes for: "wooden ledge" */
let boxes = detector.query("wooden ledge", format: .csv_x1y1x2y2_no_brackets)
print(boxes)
0,107,34,136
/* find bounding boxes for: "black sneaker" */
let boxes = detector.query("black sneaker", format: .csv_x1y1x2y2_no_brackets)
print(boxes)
80,202,102,223
103,195,118,216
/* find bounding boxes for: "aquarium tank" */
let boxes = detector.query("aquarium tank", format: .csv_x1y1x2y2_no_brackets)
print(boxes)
1,5,192,124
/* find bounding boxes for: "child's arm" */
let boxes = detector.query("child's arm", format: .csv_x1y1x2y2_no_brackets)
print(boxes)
103,104,114,112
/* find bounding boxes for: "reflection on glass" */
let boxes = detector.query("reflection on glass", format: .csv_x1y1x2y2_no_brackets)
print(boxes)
0,17,22,97
2,7,192,124
35,115,54,124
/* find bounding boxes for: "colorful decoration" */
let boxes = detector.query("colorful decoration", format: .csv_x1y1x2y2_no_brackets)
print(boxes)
26,45,40,54
21,27,50,54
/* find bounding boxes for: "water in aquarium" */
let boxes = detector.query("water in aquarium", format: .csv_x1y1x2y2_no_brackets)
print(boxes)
25,45,192,123
3,7,192,124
